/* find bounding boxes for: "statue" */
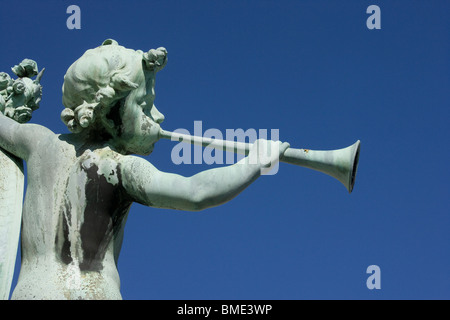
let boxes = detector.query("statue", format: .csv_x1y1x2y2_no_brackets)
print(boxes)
0,60,44,299
0,40,360,300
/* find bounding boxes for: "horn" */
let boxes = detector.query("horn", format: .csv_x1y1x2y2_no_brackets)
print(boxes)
34,67,45,84
159,129,361,193
281,140,360,193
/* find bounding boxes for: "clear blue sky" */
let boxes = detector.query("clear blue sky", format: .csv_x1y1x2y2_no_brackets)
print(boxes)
1,0,449,299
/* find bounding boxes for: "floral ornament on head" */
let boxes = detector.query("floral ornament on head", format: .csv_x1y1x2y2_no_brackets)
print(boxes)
142,47,168,72
11,59,39,78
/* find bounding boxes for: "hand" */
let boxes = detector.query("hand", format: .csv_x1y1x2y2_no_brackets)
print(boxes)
247,139,290,169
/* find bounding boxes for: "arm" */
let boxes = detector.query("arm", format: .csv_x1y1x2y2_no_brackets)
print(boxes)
121,140,289,211
0,113,53,160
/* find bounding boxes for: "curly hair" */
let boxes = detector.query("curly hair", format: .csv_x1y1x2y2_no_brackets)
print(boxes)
61,39,167,133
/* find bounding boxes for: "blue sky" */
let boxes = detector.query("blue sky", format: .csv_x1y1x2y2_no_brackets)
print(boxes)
1,0,449,299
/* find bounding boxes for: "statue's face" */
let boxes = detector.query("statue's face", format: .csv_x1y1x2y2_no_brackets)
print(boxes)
117,70,165,155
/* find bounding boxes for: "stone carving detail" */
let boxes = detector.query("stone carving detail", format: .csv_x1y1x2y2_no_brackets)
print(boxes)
0,59,44,123
0,40,359,300
0,59,44,300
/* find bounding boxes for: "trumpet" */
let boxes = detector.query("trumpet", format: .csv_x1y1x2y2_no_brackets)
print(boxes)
159,129,360,193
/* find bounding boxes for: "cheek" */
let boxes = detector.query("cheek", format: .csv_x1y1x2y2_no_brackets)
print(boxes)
140,114,155,133
121,101,141,129
123,112,158,143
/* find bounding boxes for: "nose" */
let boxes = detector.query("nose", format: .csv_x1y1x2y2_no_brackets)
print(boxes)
151,105,165,124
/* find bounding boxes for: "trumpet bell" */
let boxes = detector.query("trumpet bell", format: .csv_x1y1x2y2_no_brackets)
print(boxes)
281,140,360,193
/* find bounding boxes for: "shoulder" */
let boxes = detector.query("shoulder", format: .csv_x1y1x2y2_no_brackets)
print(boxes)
118,154,158,181
18,123,57,152
115,155,165,196
89,149,159,180
20,122,55,138
119,154,156,169
0,116,58,159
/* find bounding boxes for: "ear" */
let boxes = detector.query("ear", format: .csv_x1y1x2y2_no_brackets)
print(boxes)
95,86,116,106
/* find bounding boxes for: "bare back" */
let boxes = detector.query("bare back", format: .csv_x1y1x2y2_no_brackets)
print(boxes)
12,132,132,299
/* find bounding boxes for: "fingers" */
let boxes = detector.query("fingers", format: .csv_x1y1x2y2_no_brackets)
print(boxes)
248,139,288,168
280,142,290,155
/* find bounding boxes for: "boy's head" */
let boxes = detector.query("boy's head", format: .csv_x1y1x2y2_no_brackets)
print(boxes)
61,39,167,155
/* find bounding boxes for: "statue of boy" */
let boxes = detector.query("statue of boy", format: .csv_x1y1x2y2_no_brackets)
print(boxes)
0,40,289,299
